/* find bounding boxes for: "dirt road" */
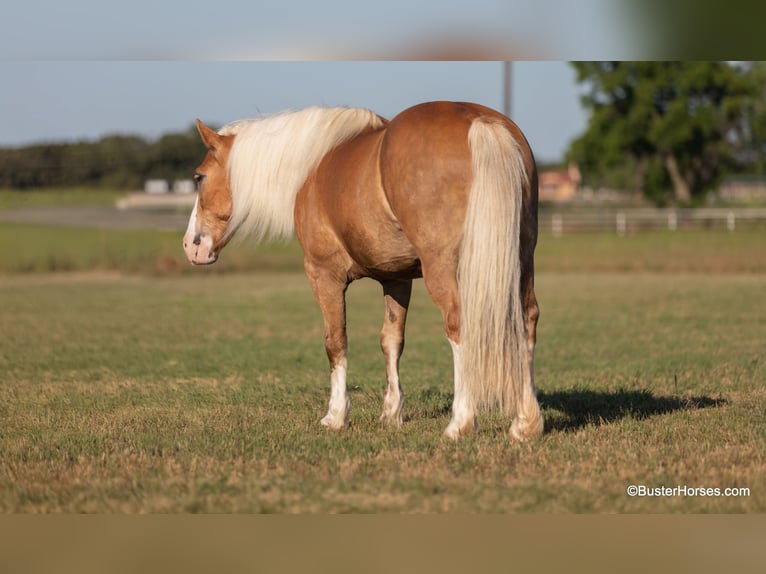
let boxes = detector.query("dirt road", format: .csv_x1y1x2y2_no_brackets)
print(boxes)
0,206,191,231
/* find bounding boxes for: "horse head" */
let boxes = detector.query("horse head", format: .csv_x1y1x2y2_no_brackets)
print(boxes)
183,120,235,265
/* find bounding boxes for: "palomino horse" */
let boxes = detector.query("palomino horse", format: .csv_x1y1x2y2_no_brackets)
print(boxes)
183,101,542,440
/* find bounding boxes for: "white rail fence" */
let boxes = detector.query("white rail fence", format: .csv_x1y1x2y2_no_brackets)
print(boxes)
543,208,766,236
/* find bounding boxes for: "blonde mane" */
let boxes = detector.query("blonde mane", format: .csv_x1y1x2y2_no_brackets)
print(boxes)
221,106,385,242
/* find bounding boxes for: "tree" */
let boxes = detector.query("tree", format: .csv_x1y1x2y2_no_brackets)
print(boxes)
567,62,761,205
149,128,206,182
0,124,206,190
738,62,766,174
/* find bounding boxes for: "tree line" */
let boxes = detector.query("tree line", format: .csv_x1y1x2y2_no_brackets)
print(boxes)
3,62,766,205
567,61,766,205
0,125,207,190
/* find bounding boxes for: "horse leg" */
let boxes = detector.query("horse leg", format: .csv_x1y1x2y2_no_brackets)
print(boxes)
306,267,351,430
509,277,544,441
379,279,412,426
422,262,477,439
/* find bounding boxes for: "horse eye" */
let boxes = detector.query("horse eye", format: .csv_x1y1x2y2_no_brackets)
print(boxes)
193,173,206,189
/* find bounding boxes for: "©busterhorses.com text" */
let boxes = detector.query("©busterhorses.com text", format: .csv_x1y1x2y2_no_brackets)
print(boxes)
626,484,750,497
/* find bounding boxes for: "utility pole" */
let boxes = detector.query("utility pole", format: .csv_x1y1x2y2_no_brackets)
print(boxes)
502,61,512,118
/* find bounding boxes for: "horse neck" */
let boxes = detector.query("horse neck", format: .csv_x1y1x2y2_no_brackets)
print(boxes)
225,107,384,243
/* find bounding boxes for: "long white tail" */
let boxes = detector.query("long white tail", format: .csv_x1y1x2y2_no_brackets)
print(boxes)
458,118,529,416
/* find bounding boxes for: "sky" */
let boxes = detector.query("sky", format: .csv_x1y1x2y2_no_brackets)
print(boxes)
0,0,665,163
1,1,639,61
0,61,586,163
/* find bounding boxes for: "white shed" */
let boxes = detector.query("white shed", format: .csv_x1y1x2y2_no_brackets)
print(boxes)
173,179,196,195
144,179,169,194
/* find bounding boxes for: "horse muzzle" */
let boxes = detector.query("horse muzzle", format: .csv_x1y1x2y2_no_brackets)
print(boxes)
183,231,219,265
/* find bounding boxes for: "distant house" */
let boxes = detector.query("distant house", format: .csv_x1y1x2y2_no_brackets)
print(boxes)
538,163,581,202
538,163,581,203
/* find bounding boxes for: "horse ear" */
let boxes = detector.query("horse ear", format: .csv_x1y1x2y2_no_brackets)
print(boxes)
196,119,222,151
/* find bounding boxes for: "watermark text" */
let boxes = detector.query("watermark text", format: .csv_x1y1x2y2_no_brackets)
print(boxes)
626,484,750,497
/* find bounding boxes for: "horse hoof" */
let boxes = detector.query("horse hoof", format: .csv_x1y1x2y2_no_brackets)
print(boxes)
509,416,544,442
379,412,403,427
443,418,477,440
320,415,346,430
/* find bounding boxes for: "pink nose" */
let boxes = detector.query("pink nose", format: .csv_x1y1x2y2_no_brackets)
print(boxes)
183,231,217,265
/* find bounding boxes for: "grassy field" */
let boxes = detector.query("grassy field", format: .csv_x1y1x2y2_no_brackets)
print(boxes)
0,219,764,512
3,221,766,275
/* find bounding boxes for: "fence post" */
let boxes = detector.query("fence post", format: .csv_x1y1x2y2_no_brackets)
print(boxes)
616,212,627,236
727,211,736,232
552,214,563,237
668,211,677,231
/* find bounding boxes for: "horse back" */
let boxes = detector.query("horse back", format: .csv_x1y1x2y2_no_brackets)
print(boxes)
381,101,538,261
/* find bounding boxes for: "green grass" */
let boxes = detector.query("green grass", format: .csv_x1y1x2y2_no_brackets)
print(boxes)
537,229,766,273
3,222,766,275
0,215,764,512
1,258,764,511
0,223,304,274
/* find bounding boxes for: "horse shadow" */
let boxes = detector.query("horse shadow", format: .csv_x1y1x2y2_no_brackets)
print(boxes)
411,386,726,433
537,388,726,433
